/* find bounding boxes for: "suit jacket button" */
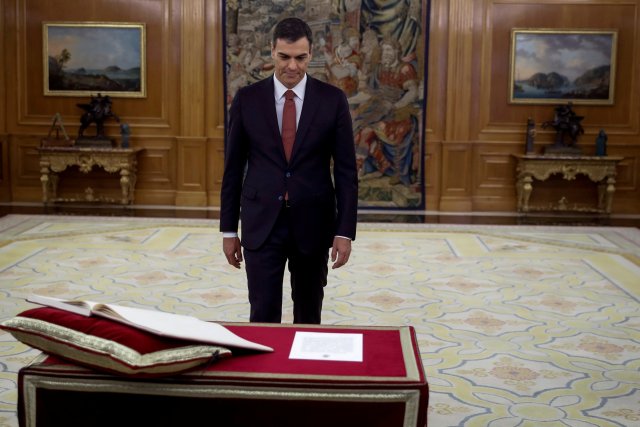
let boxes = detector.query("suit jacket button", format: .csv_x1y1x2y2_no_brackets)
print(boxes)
278,196,283,201
285,172,291,178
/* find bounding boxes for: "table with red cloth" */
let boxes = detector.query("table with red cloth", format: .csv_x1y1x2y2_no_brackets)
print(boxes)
18,323,429,427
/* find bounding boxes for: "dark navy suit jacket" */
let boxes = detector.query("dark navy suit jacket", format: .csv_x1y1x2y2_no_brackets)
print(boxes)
220,75,358,254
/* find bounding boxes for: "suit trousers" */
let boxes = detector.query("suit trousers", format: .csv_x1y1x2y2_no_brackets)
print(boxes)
243,204,329,324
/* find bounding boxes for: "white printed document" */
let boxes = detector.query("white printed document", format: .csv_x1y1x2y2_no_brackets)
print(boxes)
289,331,363,362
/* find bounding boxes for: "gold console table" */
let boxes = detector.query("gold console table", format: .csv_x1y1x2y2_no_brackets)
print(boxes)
514,154,623,214
38,147,143,205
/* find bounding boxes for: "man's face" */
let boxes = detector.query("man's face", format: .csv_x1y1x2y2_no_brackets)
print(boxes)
271,37,312,89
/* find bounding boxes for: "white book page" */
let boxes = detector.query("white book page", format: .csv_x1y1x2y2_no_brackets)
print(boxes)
27,295,273,352
289,332,363,362
27,294,93,316
93,303,273,352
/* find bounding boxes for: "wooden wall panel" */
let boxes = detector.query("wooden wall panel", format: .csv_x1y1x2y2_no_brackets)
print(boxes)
9,136,41,202
0,0,5,136
134,137,176,205
175,137,207,206
439,143,473,211
180,0,206,136
422,0,449,209
0,0,8,201
2,0,639,214
425,0,447,143
136,140,175,188
608,145,638,195
481,1,638,133
2,0,204,207
207,136,225,206
12,0,178,130
471,144,519,211
205,0,225,134
424,149,440,209
437,0,640,213
204,0,225,207
0,135,9,202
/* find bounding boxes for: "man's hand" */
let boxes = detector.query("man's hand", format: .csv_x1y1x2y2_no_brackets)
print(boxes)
223,237,243,269
330,237,352,269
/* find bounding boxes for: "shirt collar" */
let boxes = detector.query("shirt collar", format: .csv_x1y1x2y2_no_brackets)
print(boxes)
274,74,307,101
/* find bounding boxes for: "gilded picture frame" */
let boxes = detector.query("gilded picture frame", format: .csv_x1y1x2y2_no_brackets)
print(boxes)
43,22,146,98
509,29,617,105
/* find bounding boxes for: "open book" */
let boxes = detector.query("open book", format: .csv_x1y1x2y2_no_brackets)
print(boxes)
27,294,273,352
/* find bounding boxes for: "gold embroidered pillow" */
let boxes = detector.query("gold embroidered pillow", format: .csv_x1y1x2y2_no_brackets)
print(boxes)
1,307,231,377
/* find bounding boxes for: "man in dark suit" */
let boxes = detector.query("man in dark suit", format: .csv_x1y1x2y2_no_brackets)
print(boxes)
220,17,358,324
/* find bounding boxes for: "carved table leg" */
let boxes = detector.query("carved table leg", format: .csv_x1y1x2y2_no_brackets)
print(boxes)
604,176,616,214
120,168,131,204
39,162,50,203
520,175,533,212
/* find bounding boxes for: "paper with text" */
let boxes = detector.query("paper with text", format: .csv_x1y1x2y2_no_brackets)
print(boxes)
289,332,363,362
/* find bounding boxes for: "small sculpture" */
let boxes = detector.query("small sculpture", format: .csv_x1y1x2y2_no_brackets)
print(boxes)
42,113,74,147
525,117,536,154
595,129,608,156
120,123,131,148
76,93,120,147
541,102,584,155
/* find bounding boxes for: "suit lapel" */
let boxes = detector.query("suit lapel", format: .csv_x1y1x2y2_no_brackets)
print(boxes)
259,78,283,158
290,77,319,164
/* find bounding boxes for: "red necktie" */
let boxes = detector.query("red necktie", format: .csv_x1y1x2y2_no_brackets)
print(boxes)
282,90,296,162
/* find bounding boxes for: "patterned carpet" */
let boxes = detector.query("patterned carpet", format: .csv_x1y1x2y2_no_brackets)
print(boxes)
0,214,639,426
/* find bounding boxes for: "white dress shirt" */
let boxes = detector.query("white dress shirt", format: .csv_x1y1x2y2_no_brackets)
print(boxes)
274,73,306,132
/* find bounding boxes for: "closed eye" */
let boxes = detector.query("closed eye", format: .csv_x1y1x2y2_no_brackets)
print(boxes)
278,53,308,61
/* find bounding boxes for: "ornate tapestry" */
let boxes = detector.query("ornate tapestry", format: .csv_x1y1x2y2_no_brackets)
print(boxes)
224,0,428,208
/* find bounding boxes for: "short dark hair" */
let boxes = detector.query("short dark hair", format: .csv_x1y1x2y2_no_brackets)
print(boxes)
272,17,313,48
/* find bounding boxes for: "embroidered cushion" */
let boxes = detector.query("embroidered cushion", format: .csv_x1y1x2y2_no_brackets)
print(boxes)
1,307,231,377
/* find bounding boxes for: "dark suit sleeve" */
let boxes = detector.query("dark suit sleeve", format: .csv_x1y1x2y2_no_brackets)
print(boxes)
332,91,358,241
220,89,248,233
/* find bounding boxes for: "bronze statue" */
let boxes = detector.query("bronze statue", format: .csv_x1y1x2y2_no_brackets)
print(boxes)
542,102,584,147
77,94,120,139
42,113,74,147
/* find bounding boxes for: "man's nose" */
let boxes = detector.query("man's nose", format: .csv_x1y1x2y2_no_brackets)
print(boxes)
286,59,298,70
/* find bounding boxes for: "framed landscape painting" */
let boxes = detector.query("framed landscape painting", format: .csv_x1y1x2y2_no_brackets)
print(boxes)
43,22,146,98
509,29,617,105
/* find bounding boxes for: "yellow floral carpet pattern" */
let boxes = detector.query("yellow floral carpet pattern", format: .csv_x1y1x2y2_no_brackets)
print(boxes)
0,214,639,426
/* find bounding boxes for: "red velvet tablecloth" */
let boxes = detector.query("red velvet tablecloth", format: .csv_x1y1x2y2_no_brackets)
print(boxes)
19,323,428,427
